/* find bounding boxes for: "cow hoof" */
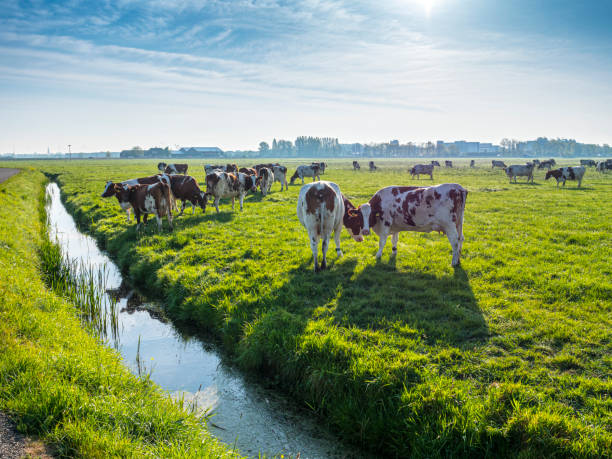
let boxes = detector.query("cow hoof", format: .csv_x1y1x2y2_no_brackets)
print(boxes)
336,249,343,258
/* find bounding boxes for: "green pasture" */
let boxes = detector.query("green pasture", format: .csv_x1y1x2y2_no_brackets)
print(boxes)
12,158,611,457
0,170,241,458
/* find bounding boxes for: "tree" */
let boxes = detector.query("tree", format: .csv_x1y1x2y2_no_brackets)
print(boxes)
259,141,270,153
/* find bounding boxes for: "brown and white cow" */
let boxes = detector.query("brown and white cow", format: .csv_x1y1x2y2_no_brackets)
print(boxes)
205,171,258,213
297,181,345,272
410,164,434,180
352,160,361,170
343,184,467,266
239,167,258,177
431,160,441,167
226,163,238,173
105,182,173,231
102,174,172,221
254,163,288,191
491,160,507,169
258,167,274,196
166,174,207,215
158,163,188,175
505,164,534,183
580,159,597,167
545,166,586,188
369,161,377,171
538,159,556,170
204,164,226,174
311,162,327,174
290,165,320,184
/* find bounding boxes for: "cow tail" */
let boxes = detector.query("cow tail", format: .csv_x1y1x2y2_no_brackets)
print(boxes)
162,183,172,216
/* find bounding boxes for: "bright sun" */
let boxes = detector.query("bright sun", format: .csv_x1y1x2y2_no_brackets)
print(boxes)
417,0,437,16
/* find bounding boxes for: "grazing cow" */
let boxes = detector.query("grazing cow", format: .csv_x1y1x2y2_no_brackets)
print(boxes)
239,167,258,177
311,162,327,174
431,160,441,167
297,181,345,272
545,166,586,188
532,159,541,166
369,161,377,171
492,160,507,169
158,163,188,175
445,160,453,168
410,164,434,180
580,159,597,167
596,160,612,172
505,164,535,183
538,159,556,170
258,167,274,196
204,164,226,174
470,160,475,168
290,165,320,184
254,163,288,191
166,175,207,215
105,182,173,231
353,160,361,170
344,184,467,266
102,174,172,221
205,171,258,213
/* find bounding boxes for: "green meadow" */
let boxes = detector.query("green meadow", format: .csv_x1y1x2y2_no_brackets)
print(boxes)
7,158,611,457
0,169,241,458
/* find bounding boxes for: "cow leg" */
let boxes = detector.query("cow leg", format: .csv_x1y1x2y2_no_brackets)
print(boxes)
214,197,221,213
334,222,343,258
310,236,319,272
135,211,142,231
231,197,235,210
156,212,163,231
179,200,186,216
321,236,329,270
375,230,390,259
125,208,131,222
446,225,461,266
578,178,582,188
562,178,566,187
391,233,399,254
239,193,244,211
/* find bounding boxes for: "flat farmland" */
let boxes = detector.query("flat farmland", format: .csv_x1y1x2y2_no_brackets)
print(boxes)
38,158,611,456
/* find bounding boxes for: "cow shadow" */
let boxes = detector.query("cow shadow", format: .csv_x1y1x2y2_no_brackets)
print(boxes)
508,181,542,186
173,210,234,228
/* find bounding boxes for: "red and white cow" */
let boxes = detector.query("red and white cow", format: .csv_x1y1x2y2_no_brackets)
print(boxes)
254,164,288,191
545,166,586,188
102,174,172,221
104,182,173,231
166,175,207,215
258,167,274,196
205,171,258,213
344,184,468,266
297,181,345,271
410,164,434,180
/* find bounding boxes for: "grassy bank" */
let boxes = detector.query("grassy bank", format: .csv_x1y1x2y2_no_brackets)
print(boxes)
0,169,240,458
23,159,612,457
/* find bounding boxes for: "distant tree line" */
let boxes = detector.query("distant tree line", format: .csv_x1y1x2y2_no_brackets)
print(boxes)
499,137,611,157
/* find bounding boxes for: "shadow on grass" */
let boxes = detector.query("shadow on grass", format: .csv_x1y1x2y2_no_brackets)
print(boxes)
508,181,542,186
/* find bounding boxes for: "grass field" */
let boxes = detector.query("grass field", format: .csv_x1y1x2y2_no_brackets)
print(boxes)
0,169,241,458
12,158,611,457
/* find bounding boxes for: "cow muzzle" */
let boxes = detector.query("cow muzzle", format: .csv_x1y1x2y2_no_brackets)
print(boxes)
362,229,370,236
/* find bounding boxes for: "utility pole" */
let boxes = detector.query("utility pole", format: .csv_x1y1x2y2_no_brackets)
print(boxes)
68,144,72,160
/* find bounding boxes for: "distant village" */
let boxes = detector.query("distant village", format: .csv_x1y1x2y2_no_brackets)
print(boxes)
2,136,610,159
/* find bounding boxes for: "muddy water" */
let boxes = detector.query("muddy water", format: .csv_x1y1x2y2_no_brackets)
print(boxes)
45,183,360,458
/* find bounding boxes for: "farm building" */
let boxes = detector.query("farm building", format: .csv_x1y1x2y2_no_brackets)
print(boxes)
172,147,224,158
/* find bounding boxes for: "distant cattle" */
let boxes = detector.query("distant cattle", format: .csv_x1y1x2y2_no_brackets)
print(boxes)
580,159,597,167
445,160,453,168
538,159,556,170
431,160,441,167
470,160,475,168
545,166,586,188
105,182,173,231
505,164,535,183
254,163,288,191
166,175,207,215
409,164,434,180
297,181,345,271
258,167,274,196
158,163,188,175
344,184,467,266
353,161,361,171
205,171,258,213
369,161,377,171
102,174,172,221
311,162,327,174
290,165,320,184
204,164,226,174
596,160,612,172
492,160,507,169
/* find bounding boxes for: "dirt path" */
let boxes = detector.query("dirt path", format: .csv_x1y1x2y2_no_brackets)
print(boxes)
0,168,20,184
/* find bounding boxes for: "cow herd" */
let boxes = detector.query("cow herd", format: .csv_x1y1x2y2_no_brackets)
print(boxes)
102,158,608,271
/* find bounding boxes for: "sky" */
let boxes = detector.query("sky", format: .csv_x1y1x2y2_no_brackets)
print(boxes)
1,0,611,153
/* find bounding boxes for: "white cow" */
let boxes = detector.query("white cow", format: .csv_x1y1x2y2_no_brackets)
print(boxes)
505,164,535,183
290,165,320,185
258,167,274,196
297,181,345,272
204,171,258,213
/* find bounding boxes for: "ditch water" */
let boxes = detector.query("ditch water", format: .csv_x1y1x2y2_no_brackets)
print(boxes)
45,183,360,459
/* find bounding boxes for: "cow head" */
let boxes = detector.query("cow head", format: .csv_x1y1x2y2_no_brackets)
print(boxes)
197,191,208,212
246,174,258,192
157,162,167,172
101,181,116,197
409,167,416,175
545,170,558,180
343,196,371,242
